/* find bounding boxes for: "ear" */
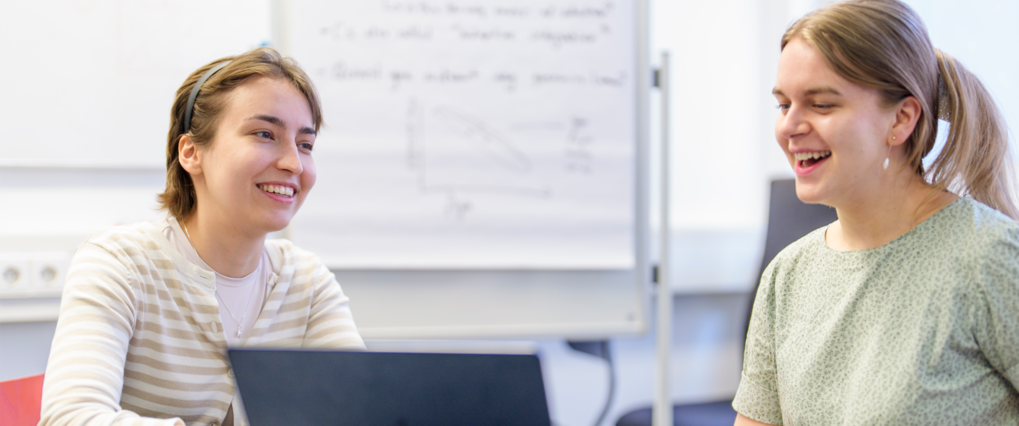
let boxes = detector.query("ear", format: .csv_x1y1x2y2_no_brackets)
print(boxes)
890,96,922,147
178,135,203,176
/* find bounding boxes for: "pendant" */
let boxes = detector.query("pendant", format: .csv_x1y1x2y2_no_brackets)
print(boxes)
236,330,242,338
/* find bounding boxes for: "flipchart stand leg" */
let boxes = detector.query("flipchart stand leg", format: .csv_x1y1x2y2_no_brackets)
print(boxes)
654,51,673,426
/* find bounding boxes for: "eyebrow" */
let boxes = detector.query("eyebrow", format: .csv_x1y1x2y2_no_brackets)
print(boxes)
805,86,841,96
772,86,842,96
246,114,316,136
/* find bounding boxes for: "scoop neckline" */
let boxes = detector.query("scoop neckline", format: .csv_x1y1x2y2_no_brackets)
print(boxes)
819,197,966,255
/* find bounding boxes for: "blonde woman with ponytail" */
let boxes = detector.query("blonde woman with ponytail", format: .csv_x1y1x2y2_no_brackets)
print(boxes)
734,1,1019,425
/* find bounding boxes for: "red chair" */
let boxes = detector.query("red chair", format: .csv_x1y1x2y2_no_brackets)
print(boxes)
0,373,45,426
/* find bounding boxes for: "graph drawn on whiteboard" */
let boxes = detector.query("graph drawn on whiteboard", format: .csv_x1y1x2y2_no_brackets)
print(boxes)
406,98,551,220
285,0,638,269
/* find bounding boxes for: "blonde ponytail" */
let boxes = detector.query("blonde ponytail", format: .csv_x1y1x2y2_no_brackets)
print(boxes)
923,51,1018,219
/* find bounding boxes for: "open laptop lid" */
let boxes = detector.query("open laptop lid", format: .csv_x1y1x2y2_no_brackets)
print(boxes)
228,349,552,426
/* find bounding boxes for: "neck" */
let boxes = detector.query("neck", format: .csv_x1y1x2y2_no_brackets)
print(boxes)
179,212,265,278
826,168,957,251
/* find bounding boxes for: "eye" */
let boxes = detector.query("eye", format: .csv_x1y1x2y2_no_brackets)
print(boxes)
776,103,790,112
298,141,314,152
254,130,273,139
813,104,834,110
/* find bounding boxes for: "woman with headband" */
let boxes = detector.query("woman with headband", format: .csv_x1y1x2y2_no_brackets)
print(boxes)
734,1,1019,425
39,48,364,426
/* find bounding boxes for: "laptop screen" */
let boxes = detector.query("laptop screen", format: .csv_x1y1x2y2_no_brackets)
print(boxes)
228,349,552,426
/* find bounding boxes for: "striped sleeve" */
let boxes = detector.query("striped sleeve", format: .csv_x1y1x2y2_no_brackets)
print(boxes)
39,242,184,426
302,253,365,349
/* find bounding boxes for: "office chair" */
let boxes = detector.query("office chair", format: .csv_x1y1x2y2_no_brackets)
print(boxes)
615,179,838,426
0,373,45,426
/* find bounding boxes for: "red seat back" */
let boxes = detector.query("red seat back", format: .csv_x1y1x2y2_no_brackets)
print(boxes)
0,373,45,426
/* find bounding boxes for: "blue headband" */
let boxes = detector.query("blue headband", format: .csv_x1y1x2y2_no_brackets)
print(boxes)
183,61,231,133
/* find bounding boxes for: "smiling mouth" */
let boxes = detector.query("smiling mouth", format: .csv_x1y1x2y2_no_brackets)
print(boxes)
794,151,831,168
258,184,295,198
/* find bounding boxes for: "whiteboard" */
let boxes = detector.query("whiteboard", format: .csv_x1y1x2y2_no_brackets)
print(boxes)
279,0,651,338
282,0,641,269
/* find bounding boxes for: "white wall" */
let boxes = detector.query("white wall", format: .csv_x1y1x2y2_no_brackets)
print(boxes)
903,0,1019,157
652,0,833,293
0,322,58,381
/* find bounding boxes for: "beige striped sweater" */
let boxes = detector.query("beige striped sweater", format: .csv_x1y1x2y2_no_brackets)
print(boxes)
39,222,365,426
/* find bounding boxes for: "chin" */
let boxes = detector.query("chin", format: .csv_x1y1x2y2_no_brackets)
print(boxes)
267,220,292,234
793,179,828,205
258,214,295,235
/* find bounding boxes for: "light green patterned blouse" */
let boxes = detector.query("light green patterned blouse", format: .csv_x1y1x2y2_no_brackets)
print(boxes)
733,198,1019,425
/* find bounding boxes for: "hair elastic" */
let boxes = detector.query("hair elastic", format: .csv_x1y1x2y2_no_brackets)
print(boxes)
936,72,951,122
183,61,231,133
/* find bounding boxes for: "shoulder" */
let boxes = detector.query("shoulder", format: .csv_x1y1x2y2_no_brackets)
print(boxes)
763,225,829,280
265,238,323,265
265,239,331,279
931,198,1019,260
953,198,1019,276
939,198,1016,234
75,221,166,266
753,225,830,309
898,199,1019,308
65,222,171,303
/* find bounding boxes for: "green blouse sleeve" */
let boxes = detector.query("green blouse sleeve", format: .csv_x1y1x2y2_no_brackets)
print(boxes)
732,262,784,425
973,226,1019,389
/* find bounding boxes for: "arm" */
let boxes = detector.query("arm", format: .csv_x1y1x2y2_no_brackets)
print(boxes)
735,413,779,426
973,226,1019,389
39,243,184,426
302,256,366,349
731,265,785,425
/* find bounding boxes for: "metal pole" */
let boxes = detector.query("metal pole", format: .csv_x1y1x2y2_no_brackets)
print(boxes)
653,51,673,426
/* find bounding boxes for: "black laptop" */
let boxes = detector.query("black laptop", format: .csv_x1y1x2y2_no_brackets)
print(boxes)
228,348,552,426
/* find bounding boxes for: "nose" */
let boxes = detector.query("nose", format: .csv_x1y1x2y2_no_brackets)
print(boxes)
776,104,810,141
277,138,304,175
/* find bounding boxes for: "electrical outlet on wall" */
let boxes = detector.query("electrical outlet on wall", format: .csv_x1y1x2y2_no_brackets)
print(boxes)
0,252,71,298
30,252,70,290
0,255,31,290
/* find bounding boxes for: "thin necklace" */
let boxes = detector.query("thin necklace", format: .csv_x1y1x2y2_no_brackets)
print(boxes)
180,217,195,248
181,217,252,339
216,290,253,339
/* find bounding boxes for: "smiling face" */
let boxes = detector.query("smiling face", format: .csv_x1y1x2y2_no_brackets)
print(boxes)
190,76,317,237
773,37,899,207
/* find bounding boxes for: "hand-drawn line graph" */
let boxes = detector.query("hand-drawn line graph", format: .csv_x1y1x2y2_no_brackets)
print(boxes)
406,98,551,199
432,106,532,172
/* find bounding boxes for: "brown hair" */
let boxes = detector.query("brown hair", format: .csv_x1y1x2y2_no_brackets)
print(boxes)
783,0,1018,219
157,47,323,219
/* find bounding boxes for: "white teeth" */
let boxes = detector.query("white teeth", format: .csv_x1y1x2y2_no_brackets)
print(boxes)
259,184,295,197
793,151,831,161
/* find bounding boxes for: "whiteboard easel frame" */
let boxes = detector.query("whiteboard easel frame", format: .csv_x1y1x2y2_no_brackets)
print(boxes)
271,0,651,340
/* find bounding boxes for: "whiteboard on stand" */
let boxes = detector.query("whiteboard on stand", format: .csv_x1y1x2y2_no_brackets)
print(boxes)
279,0,650,339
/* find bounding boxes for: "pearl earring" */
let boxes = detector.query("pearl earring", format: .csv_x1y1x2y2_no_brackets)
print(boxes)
883,136,895,170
